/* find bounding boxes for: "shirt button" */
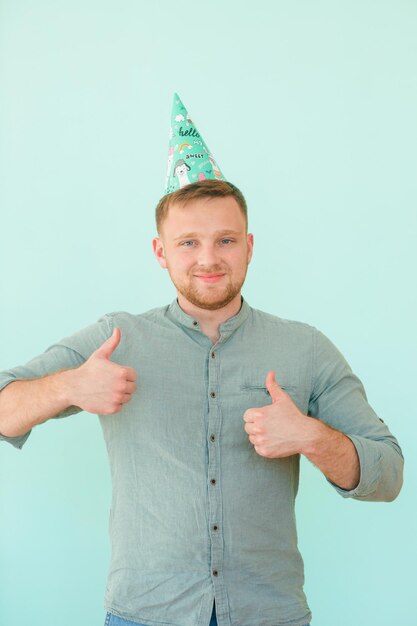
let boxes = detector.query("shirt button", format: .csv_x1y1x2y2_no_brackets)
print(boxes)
210,479,217,485
211,352,215,359
213,524,219,531
210,434,216,442
210,391,216,398
193,321,198,326
212,569,219,577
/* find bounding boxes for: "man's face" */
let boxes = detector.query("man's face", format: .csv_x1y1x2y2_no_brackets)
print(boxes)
153,196,254,311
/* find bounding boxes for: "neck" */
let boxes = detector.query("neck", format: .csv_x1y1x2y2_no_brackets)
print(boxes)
177,292,243,343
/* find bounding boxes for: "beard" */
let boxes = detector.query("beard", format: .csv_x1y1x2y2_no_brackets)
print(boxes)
167,264,248,311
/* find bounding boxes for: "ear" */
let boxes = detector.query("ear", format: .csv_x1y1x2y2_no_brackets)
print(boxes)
246,233,254,264
152,237,168,269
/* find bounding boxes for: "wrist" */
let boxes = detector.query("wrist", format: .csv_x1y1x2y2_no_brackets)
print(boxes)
299,416,331,458
51,368,79,409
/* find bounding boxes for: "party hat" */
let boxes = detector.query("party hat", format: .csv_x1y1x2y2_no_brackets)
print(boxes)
164,93,225,194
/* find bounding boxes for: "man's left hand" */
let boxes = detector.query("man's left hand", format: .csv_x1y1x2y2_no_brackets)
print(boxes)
243,371,314,459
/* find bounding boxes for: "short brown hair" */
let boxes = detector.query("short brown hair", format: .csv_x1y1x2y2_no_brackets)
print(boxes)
155,179,248,233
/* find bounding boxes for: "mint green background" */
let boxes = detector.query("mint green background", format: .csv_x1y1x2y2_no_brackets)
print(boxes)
0,2,415,625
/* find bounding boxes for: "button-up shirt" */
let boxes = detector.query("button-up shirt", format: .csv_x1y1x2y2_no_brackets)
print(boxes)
0,300,404,626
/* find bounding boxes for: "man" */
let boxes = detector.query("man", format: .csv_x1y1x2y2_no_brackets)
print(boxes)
0,97,404,626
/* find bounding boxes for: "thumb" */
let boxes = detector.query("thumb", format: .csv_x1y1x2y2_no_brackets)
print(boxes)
94,327,121,359
265,370,283,403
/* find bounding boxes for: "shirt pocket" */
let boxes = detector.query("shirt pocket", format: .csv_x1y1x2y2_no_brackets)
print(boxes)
240,381,300,409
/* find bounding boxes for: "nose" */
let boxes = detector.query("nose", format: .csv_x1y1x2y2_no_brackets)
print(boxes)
196,243,220,268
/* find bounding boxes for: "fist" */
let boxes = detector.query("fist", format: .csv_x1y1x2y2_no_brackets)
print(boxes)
69,328,138,415
243,371,311,459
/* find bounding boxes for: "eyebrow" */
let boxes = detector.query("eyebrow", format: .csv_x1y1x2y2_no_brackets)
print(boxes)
173,229,242,241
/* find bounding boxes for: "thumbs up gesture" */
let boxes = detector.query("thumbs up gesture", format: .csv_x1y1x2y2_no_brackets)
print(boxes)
243,371,312,459
67,328,137,415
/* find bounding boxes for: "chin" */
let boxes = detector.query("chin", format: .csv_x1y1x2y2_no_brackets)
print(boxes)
183,288,241,311
192,299,234,311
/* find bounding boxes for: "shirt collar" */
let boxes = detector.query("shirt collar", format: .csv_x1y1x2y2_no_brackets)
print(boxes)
167,297,250,339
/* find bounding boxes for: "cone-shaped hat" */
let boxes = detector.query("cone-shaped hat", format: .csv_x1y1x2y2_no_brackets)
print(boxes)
164,93,225,194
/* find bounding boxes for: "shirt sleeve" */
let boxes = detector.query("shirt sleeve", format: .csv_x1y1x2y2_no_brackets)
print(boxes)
0,314,115,450
308,328,404,502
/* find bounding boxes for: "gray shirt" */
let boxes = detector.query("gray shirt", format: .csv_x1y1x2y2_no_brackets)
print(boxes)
0,300,403,626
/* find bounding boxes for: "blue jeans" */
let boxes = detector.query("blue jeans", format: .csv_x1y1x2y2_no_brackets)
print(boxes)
105,606,218,625
104,609,309,625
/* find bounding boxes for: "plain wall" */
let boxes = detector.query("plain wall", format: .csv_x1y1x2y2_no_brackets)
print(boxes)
1,1,416,625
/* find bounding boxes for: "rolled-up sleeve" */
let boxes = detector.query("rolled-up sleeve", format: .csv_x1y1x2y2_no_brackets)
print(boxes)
308,329,404,502
0,314,114,449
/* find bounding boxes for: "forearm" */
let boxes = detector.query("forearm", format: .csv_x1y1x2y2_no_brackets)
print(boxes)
0,370,76,438
302,418,360,491
0,334,138,440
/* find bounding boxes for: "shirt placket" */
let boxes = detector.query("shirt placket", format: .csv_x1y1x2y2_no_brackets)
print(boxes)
206,343,231,626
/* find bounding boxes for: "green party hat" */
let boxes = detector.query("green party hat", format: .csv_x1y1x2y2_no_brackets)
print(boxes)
164,93,225,194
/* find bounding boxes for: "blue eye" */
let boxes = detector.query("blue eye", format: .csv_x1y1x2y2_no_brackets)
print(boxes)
220,239,233,245
180,240,195,247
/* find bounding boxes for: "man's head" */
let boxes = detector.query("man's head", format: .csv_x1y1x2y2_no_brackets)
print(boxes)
155,179,248,234
153,180,253,312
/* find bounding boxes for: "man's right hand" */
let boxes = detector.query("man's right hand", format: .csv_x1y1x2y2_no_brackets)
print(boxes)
67,328,137,415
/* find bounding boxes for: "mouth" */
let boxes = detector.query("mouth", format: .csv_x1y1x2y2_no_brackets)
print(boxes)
194,273,226,283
